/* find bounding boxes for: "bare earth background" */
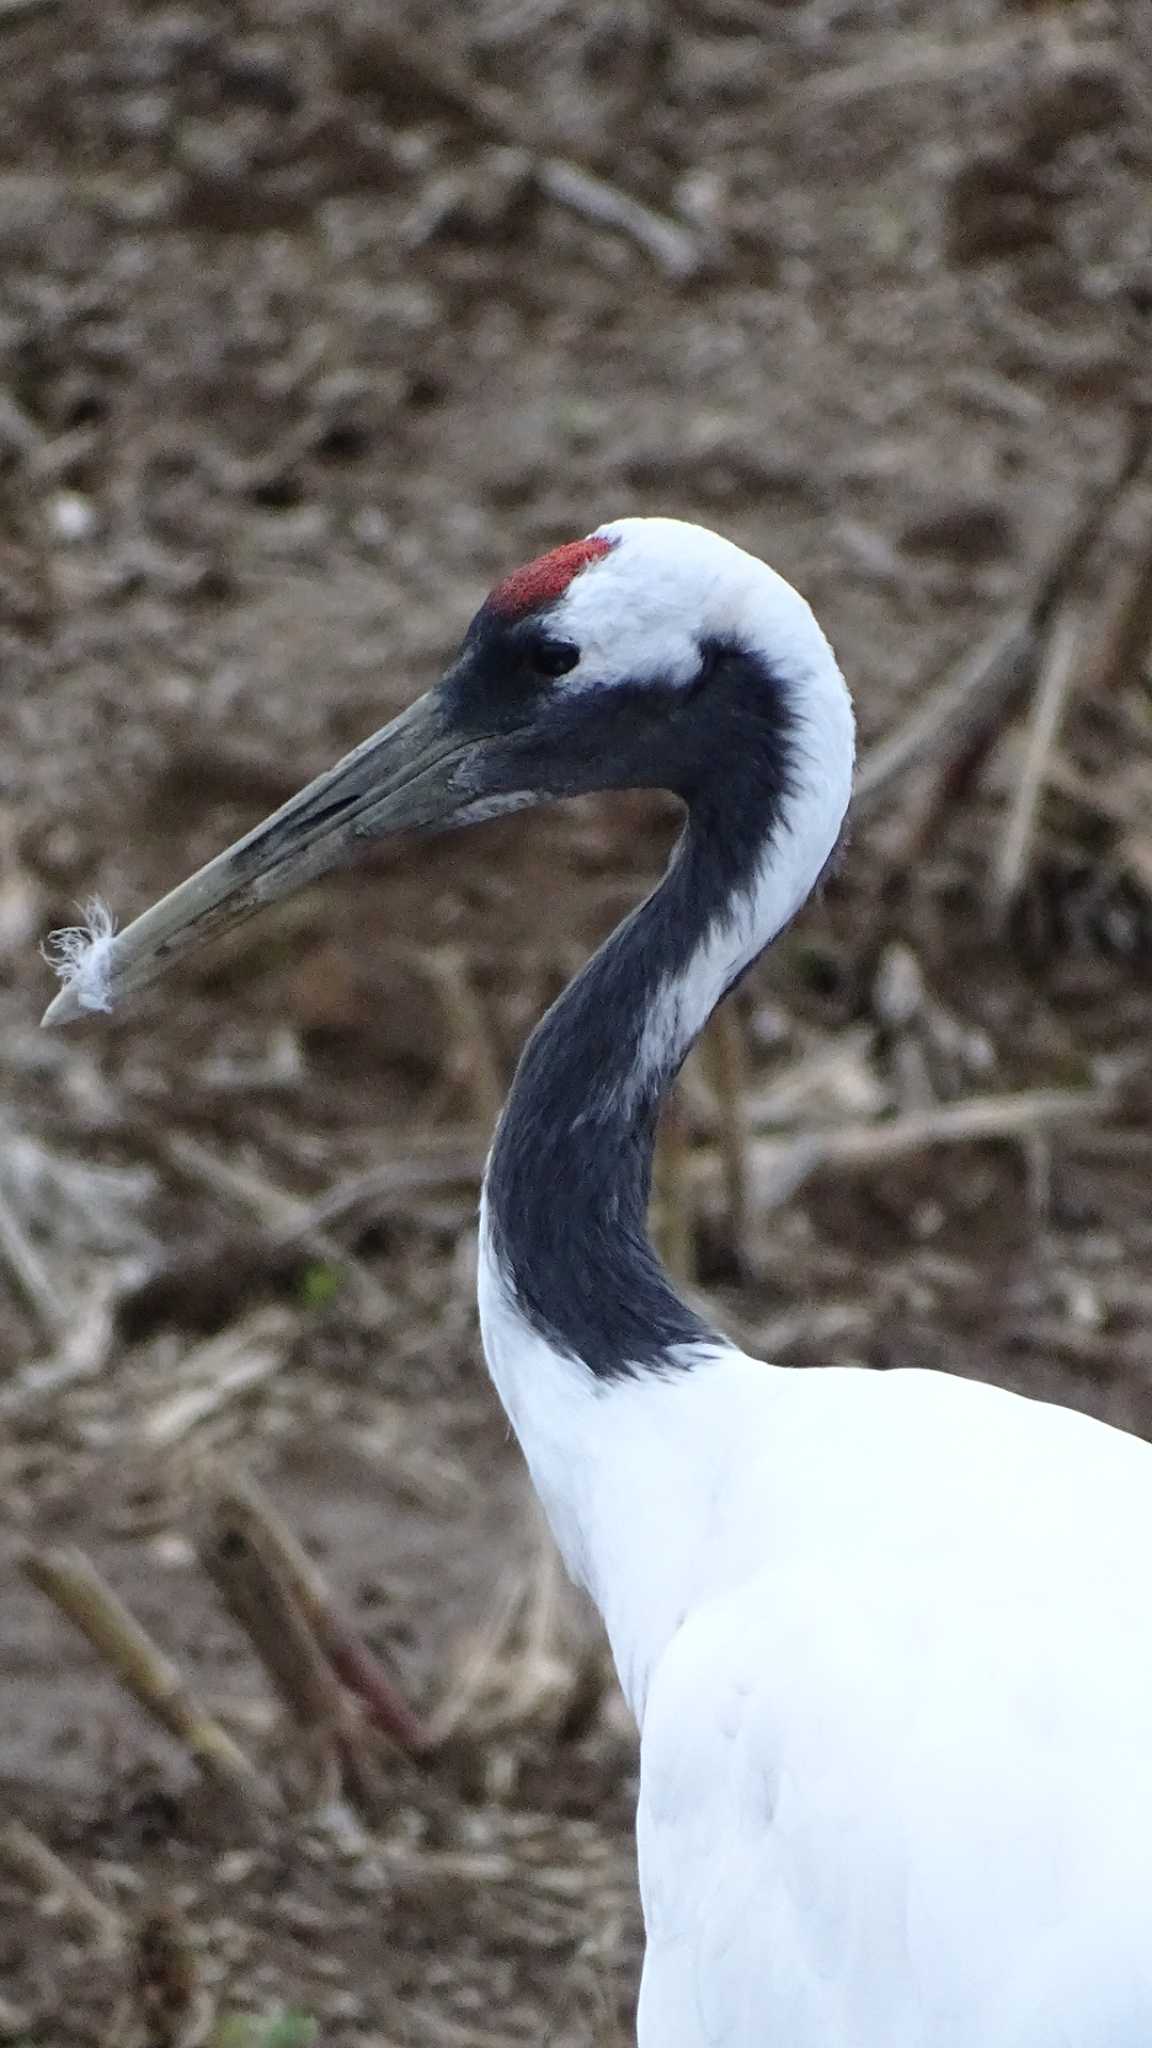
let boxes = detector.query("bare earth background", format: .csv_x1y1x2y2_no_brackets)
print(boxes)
1,0,1151,2040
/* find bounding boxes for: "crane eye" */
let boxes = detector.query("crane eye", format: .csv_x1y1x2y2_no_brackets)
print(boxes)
529,637,580,680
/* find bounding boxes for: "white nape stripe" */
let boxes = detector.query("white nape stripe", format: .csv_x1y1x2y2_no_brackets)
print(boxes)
630,740,853,1103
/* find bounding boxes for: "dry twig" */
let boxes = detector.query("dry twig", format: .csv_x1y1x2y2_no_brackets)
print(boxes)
989,612,1084,919
0,1273,119,1417
335,20,699,275
535,159,699,280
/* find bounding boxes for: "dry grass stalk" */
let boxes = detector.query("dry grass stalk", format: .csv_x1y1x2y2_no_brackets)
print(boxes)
535,158,699,279
285,1139,484,1236
199,1490,409,1810
1075,501,1152,701
0,1271,117,1416
495,1501,573,1729
200,1513,391,1820
855,425,1152,827
0,1819,122,1951
854,603,1038,817
416,946,507,1131
743,1026,881,1129
325,17,699,275
1002,1317,1152,1376
163,1136,388,1317
805,21,1105,107
714,1082,1119,1214
989,611,1083,920
203,1470,429,1757
0,1175,70,1343
125,1900,210,2048
651,1081,695,1285
164,1134,312,1235
138,1310,294,1447
19,1545,273,1813
428,1496,597,1748
423,1565,525,1751
701,1006,751,1267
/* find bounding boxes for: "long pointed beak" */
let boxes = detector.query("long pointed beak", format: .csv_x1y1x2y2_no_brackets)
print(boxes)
41,689,493,1026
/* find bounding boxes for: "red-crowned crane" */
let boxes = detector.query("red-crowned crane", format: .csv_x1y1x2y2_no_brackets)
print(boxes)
44,518,1152,2046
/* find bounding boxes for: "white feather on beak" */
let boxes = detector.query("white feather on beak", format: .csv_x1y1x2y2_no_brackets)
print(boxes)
42,899,120,1014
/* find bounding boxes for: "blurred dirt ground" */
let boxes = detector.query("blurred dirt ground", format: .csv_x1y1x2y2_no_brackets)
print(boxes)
1,0,1152,2040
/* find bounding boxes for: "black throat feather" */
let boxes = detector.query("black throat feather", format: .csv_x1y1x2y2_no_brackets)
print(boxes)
484,668,800,1382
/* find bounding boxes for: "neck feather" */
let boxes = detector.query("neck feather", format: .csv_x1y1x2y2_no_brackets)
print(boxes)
484,720,846,1381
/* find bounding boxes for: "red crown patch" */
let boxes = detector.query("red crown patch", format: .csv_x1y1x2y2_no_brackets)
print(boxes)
487,535,615,621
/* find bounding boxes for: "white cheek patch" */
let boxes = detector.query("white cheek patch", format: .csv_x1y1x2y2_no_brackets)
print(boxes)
550,543,718,693
548,515,844,709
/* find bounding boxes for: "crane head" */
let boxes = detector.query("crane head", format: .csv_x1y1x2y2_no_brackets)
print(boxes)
41,517,853,1024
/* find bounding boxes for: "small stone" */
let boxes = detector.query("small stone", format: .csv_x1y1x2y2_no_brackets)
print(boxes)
901,497,1015,564
50,493,97,542
0,1998,32,2040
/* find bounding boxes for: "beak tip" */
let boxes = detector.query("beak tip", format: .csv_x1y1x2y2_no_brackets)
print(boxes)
40,983,86,1028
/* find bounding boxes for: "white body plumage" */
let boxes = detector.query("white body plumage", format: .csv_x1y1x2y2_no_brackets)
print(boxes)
482,1254,1152,2046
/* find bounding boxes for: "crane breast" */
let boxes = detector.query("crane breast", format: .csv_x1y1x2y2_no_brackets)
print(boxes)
635,1551,1152,2048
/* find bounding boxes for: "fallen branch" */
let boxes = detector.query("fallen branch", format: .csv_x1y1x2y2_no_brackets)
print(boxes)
20,1545,273,1813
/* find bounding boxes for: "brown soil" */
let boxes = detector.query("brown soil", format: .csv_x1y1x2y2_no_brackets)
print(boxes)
2,0,1151,2040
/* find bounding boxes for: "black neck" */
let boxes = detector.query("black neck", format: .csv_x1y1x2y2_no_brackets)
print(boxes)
485,768,789,1381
